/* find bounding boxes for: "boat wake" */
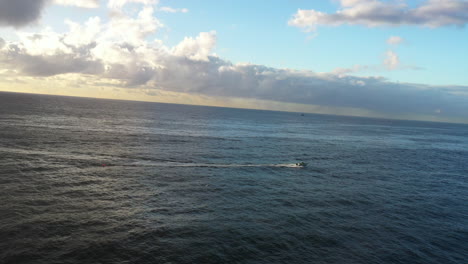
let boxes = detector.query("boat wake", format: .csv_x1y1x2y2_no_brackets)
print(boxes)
0,147,307,169
124,162,306,168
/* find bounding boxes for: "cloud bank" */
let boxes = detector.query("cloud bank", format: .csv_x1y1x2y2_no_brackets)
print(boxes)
289,0,468,31
0,1,467,122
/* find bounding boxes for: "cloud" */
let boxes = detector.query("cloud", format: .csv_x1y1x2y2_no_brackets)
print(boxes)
289,0,468,31
98,6,163,46
0,0,48,27
172,31,217,61
149,59,468,119
108,0,157,10
54,0,100,8
3,49,104,76
159,6,189,13
0,0,99,28
384,50,400,70
331,65,374,76
387,36,404,45
159,6,188,13
0,3,467,121
0,5,163,77
333,51,422,73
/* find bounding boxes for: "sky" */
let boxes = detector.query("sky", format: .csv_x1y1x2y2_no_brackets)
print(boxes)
0,0,467,123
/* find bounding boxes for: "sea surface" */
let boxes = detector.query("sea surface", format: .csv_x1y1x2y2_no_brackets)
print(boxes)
0,91,467,264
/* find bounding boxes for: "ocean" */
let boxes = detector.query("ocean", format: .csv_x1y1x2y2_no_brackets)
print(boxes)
0,91,466,264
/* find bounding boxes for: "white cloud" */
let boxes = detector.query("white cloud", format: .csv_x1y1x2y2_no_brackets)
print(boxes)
289,0,468,31
98,6,162,46
172,31,217,61
387,36,404,45
159,6,189,13
108,0,157,10
54,0,99,8
384,50,400,70
333,46,420,74
331,65,373,76
64,17,102,46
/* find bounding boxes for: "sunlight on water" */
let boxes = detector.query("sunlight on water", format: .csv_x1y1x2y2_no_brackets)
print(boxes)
0,92,467,264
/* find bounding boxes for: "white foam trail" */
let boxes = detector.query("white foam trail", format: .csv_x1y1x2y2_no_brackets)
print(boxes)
0,147,115,161
129,161,303,168
0,147,305,168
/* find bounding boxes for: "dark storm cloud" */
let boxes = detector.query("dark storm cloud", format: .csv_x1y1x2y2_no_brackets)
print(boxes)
0,0,49,27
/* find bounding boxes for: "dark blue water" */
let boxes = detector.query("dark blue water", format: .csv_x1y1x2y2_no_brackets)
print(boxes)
0,91,467,264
